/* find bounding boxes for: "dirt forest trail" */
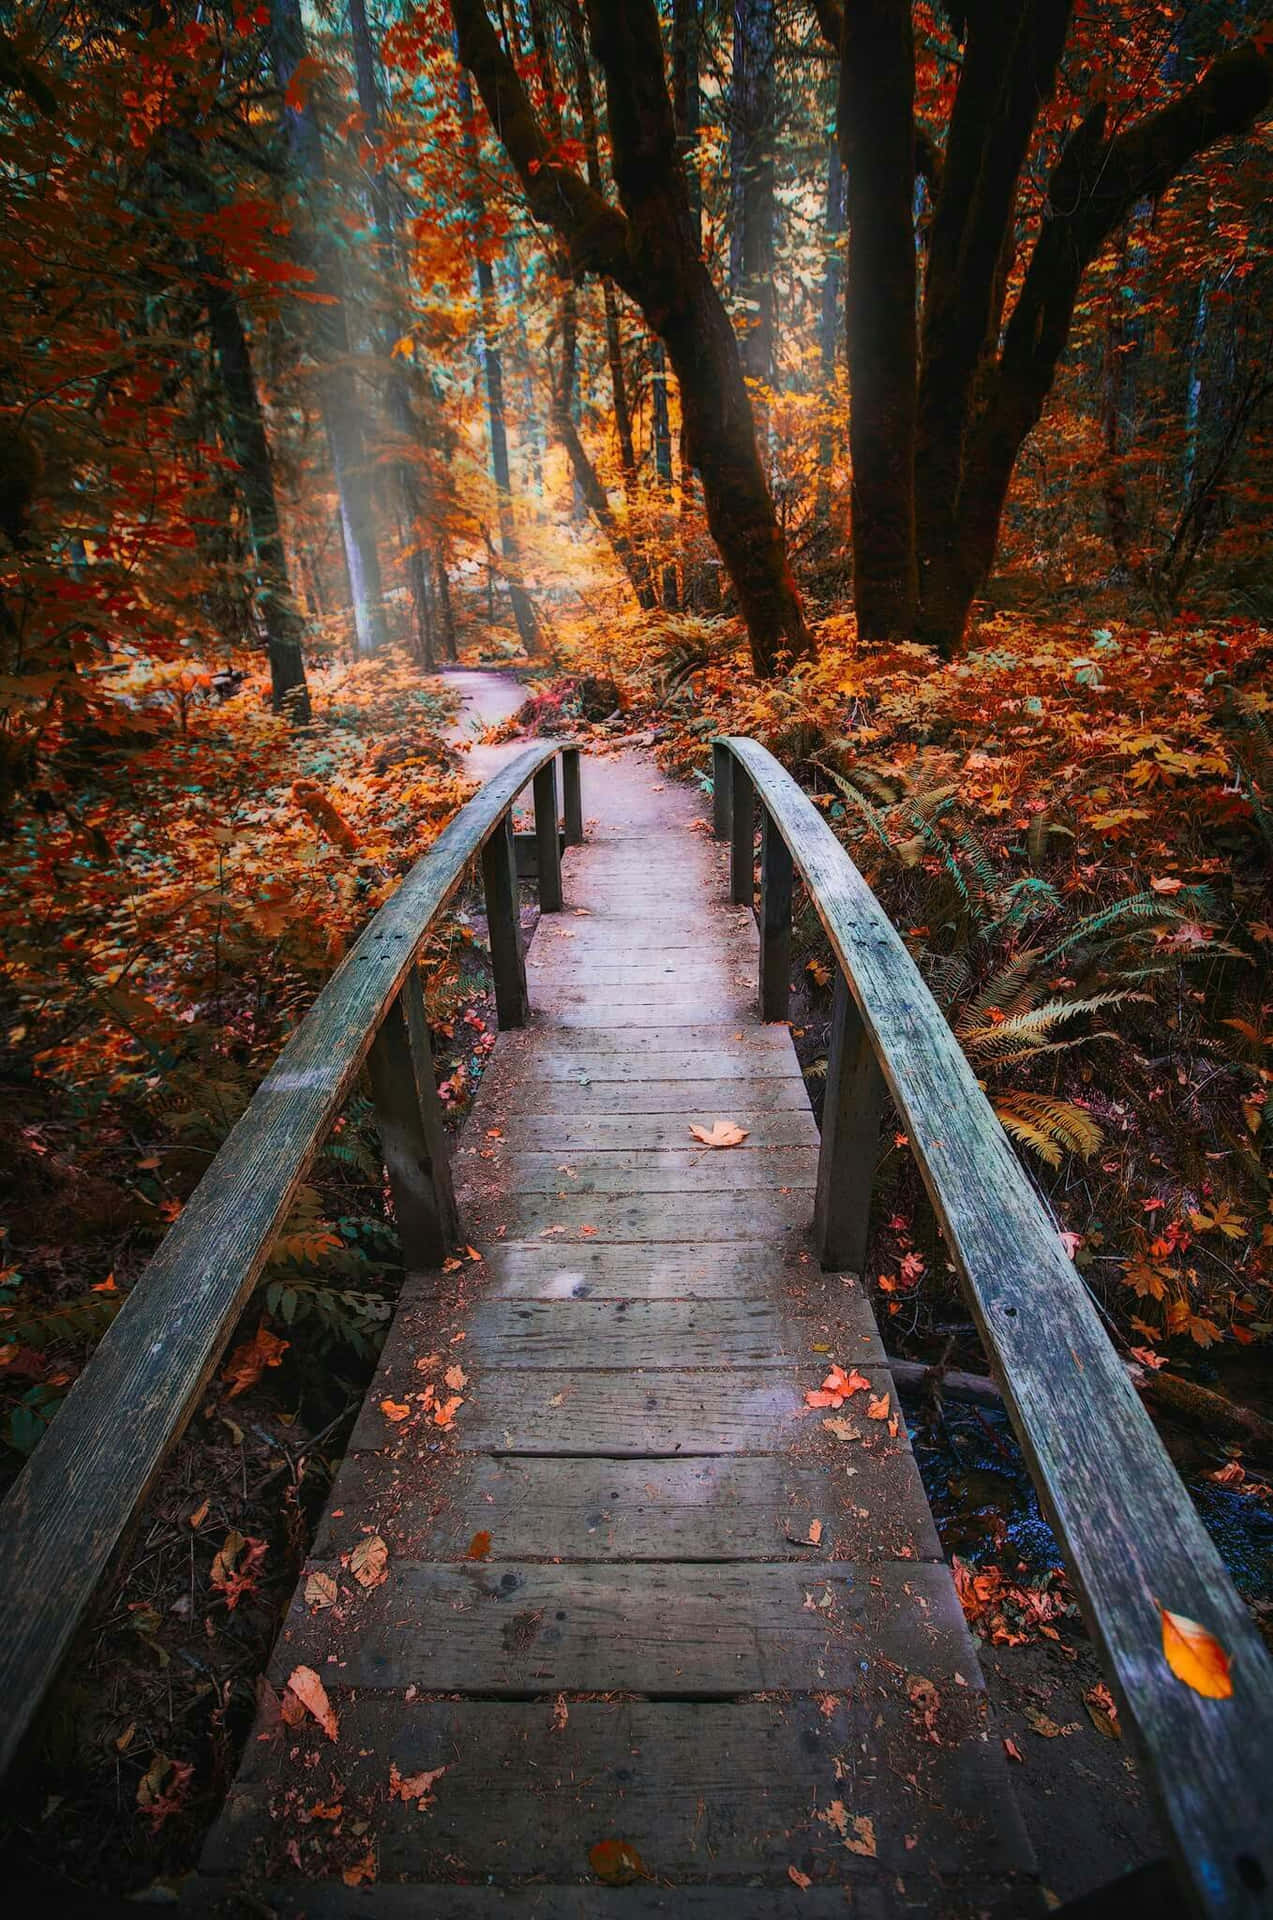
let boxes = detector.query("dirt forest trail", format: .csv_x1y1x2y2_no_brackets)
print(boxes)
187,718,1041,1915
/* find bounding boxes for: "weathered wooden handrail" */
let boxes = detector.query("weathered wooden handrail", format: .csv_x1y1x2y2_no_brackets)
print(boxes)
713,735,1273,1920
0,740,581,1775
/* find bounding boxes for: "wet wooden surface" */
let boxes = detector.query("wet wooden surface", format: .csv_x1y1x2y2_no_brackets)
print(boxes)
191,751,1037,1915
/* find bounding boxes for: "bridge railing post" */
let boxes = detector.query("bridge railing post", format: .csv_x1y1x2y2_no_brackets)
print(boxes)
533,760,563,913
367,968,458,1269
712,740,731,841
730,761,755,908
482,812,528,1028
562,746,583,846
759,809,792,1023
814,968,887,1272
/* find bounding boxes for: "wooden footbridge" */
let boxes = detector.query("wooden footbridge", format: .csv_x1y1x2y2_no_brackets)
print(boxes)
2,737,1271,1917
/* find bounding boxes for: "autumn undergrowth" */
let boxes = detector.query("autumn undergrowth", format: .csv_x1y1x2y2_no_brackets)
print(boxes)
0,645,531,1889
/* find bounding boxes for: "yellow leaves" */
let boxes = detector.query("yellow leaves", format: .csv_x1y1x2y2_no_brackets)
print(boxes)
1189,1202,1247,1240
305,1569,338,1610
284,1664,339,1739
688,1119,749,1148
350,1534,389,1589
1159,1606,1233,1700
391,334,416,359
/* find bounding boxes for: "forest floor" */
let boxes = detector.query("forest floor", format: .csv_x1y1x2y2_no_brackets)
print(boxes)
5,630,1271,1906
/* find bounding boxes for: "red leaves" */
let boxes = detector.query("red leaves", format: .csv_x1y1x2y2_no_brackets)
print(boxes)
210,1530,267,1610
804,1364,871,1410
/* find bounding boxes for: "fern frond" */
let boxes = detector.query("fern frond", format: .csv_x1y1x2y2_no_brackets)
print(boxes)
963,948,1042,1027
994,1091,1104,1165
957,988,1141,1048
1040,888,1216,966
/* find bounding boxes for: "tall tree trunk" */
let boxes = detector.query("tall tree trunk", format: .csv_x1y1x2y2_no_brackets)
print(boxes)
1101,224,1132,573
349,0,443,668
729,0,776,389
202,269,311,721
672,0,702,240
650,341,679,609
450,0,812,677
912,0,1072,651
269,0,389,658
816,127,845,523
456,62,542,655
838,0,917,640
563,0,639,486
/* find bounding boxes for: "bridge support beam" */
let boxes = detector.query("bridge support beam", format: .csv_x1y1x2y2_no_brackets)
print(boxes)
482,812,528,1028
712,740,731,840
730,762,755,908
562,746,583,846
814,969,886,1273
367,969,458,1269
533,760,563,913
759,811,792,1023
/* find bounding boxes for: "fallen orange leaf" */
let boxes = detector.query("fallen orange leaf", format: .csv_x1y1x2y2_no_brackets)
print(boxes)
1159,1604,1233,1699
380,1398,411,1422
867,1393,891,1421
389,1761,447,1806
788,1864,812,1890
444,1364,468,1391
688,1119,749,1148
284,1664,338,1739
467,1529,492,1560
221,1324,289,1399
589,1838,646,1886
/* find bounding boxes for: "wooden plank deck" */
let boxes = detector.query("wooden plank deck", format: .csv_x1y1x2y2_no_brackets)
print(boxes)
191,753,1038,1916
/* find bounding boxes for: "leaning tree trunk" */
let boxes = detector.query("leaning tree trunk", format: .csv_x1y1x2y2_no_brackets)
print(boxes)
270,0,389,658
451,0,811,678
203,268,311,721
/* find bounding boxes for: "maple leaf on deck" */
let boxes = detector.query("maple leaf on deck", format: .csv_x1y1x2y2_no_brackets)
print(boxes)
688,1119,749,1148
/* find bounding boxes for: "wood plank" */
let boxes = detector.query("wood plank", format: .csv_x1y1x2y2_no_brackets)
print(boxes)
313,1446,943,1564
349,1364,889,1454
185,1882,1037,1920
459,1189,811,1243
486,1078,814,1114
478,1112,818,1149
0,740,572,1777
201,1697,1034,1893
484,1053,804,1086
722,738,1273,1918
491,1021,796,1054
267,1561,986,1698
363,1296,872,1376
453,1147,819,1194
531,997,760,1027
425,1241,868,1301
